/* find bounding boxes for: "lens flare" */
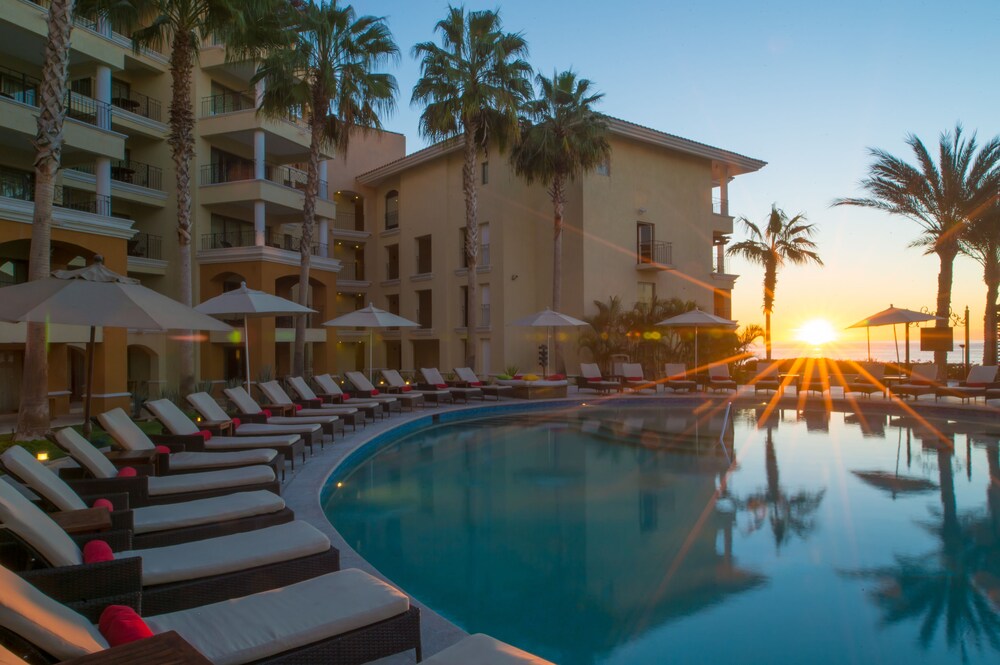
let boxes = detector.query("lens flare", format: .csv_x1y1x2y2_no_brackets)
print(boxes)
796,319,837,346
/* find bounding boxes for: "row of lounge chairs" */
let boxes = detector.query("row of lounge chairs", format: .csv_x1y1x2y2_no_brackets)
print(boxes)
0,383,553,662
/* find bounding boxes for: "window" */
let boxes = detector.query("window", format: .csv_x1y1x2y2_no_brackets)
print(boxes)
595,158,610,176
638,282,655,305
481,161,489,185
460,224,490,268
386,294,400,315
637,222,654,263
416,289,433,328
385,190,399,229
385,244,399,280
415,235,432,274
70,77,92,97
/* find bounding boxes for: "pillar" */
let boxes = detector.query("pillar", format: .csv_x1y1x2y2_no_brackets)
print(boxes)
718,164,729,216
317,218,329,257
318,161,328,200
95,65,113,217
254,129,266,180
254,200,266,247
87,328,130,414
46,343,70,416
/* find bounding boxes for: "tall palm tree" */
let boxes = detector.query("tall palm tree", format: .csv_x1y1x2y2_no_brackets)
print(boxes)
15,0,77,439
727,204,823,360
252,0,398,376
960,199,1000,365
509,70,610,372
834,125,1000,367
130,0,269,394
412,5,532,370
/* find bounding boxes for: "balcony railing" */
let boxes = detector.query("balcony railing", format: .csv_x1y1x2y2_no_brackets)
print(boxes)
200,230,327,256
199,162,328,198
0,171,110,215
201,91,256,116
334,209,364,231
338,261,364,281
712,195,728,215
1,66,108,127
127,232,162,260
0,65,40,106
637,240,672,266
72,159,163,191
481,304,491,328
713,255,726,274
110,89,162,122
66,92,111,128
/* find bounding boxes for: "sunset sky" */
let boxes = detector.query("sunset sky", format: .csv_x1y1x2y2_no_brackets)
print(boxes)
364,0,999,345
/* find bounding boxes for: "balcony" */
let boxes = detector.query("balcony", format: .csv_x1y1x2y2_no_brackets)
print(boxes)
199,92,324,162
126,232,166,275
72,159,163,191
337,261,369,285
198,162,335,221
636,240,674,271
199,230,327,257
199,162,328,198
110,89,162,122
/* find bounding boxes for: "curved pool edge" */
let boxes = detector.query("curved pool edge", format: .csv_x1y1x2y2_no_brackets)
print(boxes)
279,391,1000,662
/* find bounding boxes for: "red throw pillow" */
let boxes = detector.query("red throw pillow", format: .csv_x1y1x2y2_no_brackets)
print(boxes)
371,389,380,396
342,395,351,401
294,404,303,411
92,498,114,511
587,378,601,383
626,376,642,382
154,445,172,454
471,381,484,386
966,382,987,387
513,375,523,380
260,409,272,418
231,417,241,428
401,385,412,392
83,540,114,564
545,374,565,381
117,467,137,478
98,605,153,647
196,430,212,441
435,383,448,389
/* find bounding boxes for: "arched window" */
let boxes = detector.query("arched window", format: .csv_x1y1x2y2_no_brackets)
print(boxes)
385,190,399,230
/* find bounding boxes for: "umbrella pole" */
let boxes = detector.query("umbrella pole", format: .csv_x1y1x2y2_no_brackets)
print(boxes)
866,328,871,362
244,314,251,394
82,326,96,437
893,324,899,366
905,324,910,366
369,329,373,382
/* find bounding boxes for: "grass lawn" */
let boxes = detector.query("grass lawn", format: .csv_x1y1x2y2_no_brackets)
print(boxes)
0,420,163,461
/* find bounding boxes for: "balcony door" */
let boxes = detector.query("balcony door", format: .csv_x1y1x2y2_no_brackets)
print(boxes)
637,222,654,263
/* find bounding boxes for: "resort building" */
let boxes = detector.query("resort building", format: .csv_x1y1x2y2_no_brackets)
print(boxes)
0,0,764,413
343,120,765,375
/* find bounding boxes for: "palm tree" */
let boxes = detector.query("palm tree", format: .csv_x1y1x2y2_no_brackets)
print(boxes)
833,125,1000,367
578,295,629,374
252,0,398,376
130,0,270,394
727,204,823,360
412,5,532,370
510,70,609,372
960,199,1000,365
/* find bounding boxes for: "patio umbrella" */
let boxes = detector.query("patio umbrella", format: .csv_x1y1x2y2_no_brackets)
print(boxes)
656,309,738,370
0,256,232,435
321,303,419,380
196,282,316,392
847,305,943,364
509,308,590,375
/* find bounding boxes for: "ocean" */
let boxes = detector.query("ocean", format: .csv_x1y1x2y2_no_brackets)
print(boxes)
752,339,987,364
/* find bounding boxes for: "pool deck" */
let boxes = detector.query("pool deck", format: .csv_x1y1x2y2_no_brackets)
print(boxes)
4,385,999,663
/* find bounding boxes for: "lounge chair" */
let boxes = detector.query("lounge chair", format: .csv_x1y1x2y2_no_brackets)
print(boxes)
0,479,340,616
620,363,656,393
706,364,737,392
0,445,293,549
454,367,512,400
423,634,553,664
382,369,453,405
662,363,697,393
225,384,377,428
260,380,398,423
891,364,942,400
934,365,998,403
141,400,309,468
52,428,281,505
310,374,386,419
187,391,353,438
578,363,621,394
419,368,484,402
842,362,886,399
283,377,369,425
341,372,406,412
0,563,420,665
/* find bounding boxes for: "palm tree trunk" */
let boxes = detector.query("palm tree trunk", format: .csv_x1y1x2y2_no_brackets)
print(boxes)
461,129,479,370
763,263,776,361
982,256,999,366
764,311,772,361
15,0,76,440
933,247,957,368
168,32,196,396
551,174,566,373
294,105,323,378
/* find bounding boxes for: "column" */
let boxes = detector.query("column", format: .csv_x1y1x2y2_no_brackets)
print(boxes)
95,65,113,216
318,161,328,199
254,200,266,247
317,218,329,257
253,130,266,180
718,164,729,216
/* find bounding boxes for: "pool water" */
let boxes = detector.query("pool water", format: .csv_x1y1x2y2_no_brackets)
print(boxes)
322,403,1000,664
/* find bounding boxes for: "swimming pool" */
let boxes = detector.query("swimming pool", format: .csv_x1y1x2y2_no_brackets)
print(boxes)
321,401,1000,664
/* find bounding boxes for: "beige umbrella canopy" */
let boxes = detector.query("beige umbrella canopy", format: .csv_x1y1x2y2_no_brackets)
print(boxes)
0,256,232,434
656,309,738,370
848,305,943,364
509,308,591,375
322,304,419,380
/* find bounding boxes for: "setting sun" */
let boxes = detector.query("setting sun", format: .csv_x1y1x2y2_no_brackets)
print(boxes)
796,318,838,346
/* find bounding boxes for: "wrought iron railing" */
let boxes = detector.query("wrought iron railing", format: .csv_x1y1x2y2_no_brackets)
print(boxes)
0,170,109,215
110,89,162,122
199,162,327,197
127,232,162,260
201,91,256,116
200,230,326,256
65,91,111,127
0,65,40,106
637,240,672,266
73,159,163,191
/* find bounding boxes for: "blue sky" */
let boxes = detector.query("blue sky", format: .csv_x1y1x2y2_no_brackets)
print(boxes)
358,0,1000,343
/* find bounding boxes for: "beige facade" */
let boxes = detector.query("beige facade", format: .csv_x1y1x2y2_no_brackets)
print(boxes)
350,120,764,377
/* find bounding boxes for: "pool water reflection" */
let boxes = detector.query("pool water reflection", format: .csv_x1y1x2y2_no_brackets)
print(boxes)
321,404,1000,664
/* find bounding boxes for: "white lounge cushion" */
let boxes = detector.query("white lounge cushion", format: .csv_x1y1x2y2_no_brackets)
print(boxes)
424,634,554,665
132,490,286,535
143,399,203,436
54,428,119,479
0,565,107,661
495,379,526,387
97,407,156,451
262,415,346,427
286,376,319,401
258,381,297,406
0,479,82,567
146,465,275,497
224,386,265,414
313,373,345,396
203,434,303,449
125,521,330,586
231,422,325,436
296,408,356,418
145,568,408,665
168,449,278,470
1,446,87,512
185,392,232,422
